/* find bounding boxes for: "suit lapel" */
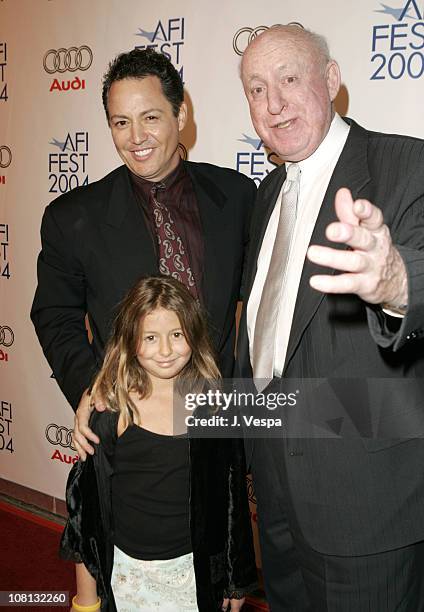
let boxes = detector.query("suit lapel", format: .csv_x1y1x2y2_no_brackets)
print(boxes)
184,162,228,342
245,165,287,298
101,166,158,298
102,163,229,332
237,165,286,378
104,166,134,229
284,119,372,373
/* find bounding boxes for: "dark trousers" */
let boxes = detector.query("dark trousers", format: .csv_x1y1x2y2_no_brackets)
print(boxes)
251,439,424,612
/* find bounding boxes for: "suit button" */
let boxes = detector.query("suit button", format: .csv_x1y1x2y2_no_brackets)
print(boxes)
289,450,303,457
407,331,417,340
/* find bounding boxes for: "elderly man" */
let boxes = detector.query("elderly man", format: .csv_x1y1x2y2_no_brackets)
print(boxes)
237,24,424,610
31,48,255,457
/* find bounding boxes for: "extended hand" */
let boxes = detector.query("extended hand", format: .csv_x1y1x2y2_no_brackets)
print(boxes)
307,188,408,308
73,389,105,460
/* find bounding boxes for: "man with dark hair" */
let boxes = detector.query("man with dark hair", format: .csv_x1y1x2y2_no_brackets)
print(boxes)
31,48,256,457
102,47,183,118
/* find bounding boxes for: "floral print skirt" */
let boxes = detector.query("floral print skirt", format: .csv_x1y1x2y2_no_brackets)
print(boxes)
110,545,199,611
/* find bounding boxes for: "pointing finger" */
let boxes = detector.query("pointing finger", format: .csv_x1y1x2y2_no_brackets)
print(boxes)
307,245,365,272
309,272,360,294
334,188,359,226
353,199,385,231
325,223,377,251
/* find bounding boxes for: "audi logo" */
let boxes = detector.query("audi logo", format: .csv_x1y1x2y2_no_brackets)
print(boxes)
233,26,269,56
0,146,12,169
0,326,13,347
45,423,76,450
178,143,188,160
233,22,304,55
43,46,93,74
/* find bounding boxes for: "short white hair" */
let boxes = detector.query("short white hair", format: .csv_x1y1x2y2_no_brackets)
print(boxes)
270,24,331,65
240,23,333,76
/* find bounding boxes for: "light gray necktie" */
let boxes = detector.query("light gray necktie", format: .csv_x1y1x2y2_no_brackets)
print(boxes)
252,163,300,380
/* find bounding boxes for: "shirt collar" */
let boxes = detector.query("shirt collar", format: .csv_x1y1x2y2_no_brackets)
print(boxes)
286,113,350,177
129,157,185,193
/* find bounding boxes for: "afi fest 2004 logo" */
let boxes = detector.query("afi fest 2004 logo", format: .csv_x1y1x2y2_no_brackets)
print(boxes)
45,423,78,465
48,131,89,194
236,133,282,186
0,41,7,102
43,45,93,93
0,223,10,280
134,17,185,81
371,0,424,80
0,400,13,453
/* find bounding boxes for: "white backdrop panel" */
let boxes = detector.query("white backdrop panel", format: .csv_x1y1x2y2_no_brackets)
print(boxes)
0,0,422,515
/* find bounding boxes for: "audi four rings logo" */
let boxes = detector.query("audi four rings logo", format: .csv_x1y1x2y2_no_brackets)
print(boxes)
43,46,93,74
0,326,14,347
233,23,304,55
178,143,188,161
45,423,76,450
233,26,269,55
0,146,12,169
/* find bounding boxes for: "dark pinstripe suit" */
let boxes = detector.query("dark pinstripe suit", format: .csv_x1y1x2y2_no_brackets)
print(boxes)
236,118,424,610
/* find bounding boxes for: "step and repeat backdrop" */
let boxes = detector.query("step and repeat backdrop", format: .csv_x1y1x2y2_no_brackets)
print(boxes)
1,0,423,554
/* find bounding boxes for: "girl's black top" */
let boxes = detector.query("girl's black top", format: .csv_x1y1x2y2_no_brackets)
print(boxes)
111,425,191,560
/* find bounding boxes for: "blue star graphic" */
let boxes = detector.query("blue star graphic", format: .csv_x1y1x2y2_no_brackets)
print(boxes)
134,28,163,42
374,3,418,20
238,134,262,150
49,138,71,152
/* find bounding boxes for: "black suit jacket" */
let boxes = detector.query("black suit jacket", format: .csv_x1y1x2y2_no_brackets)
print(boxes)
237,118,424,556
32,161,256,409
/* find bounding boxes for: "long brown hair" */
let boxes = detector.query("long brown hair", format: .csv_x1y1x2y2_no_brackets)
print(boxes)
90,276,220,424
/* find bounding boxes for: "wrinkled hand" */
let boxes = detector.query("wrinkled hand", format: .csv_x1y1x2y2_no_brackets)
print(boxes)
307,188,408,308
73,389,105,461
221,597,245,611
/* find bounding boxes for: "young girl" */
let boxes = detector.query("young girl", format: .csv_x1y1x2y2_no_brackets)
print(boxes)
60,276,257,612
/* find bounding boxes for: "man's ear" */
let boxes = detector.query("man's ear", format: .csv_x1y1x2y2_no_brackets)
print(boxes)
178,102,188,132
326,61,341,102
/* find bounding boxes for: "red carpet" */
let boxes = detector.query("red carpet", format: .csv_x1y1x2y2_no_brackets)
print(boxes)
0,501,75,610
0,500,267,611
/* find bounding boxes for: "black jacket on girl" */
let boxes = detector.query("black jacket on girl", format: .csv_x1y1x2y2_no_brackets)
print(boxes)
60,410,258,611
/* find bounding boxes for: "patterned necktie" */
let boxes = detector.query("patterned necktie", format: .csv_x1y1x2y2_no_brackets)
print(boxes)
150,183,198,298
252,163,301,380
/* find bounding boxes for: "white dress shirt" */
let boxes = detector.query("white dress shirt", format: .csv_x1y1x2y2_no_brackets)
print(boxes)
247,113,350,376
